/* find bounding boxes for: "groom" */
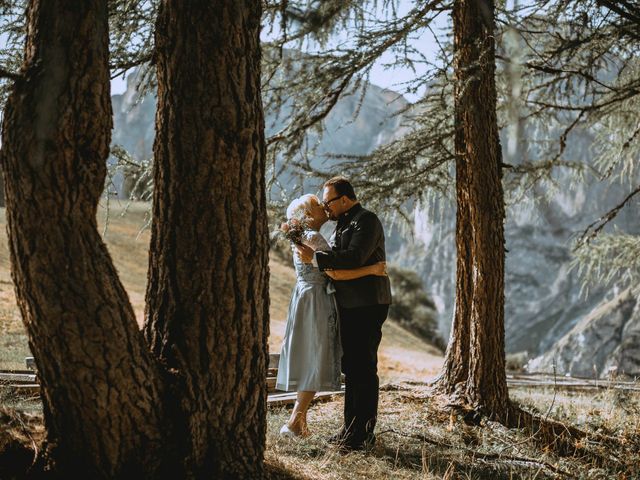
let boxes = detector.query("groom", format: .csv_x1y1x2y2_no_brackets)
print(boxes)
296,176,392,451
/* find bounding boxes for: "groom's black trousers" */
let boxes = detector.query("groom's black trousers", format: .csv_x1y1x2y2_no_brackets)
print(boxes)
339,303,389,443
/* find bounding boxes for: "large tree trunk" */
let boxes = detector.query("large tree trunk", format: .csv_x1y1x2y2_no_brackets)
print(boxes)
0,1,166,477
436,0,509,419
144,1,269,478
0,169,5,207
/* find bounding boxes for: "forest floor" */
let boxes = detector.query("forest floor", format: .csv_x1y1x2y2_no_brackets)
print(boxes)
1,203,639,479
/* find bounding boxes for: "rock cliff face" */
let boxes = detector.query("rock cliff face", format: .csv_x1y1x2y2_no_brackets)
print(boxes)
502,180,638,359
111,71,409,199
111,74,156,161
527,287,640,378
267,84,410,199
393,113,639,366
110,72,639,376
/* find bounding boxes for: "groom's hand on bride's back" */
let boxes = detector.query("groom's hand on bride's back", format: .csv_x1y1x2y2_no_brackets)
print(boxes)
295,243,315,263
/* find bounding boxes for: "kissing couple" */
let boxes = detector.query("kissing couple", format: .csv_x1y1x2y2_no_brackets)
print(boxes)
276,176,392,452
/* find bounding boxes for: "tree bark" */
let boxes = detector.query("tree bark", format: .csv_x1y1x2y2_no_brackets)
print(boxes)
435,0,509,420
0,1,166,477
0,168,5,207
144,1,269,478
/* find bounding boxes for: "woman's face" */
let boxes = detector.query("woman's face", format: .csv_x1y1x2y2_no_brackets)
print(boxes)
307,197,328,225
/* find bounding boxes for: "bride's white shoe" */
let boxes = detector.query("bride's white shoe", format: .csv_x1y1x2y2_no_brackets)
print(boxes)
279,424,299,437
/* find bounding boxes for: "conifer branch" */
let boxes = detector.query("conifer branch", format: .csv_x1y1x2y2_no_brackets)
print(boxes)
595,0,640,24
109,52,154,79
0,67,19,81
576,184,640,248
265,0,449,150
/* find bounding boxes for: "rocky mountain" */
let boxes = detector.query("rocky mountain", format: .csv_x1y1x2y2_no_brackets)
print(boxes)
111,70,409,199
111,75,156,161
110,71,639,378
411,173,639,348
527,286,640,378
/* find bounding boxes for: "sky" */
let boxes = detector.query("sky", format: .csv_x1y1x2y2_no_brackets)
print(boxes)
112,1,451,103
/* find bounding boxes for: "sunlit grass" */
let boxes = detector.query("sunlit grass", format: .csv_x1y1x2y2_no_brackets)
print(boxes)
265,384,640,479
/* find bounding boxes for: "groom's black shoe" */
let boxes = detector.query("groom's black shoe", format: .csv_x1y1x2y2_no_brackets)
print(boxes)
337,433,376,453
327,429,348,445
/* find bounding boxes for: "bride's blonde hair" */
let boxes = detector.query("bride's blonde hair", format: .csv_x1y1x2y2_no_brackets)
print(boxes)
286,194,318,220
287,193,320,220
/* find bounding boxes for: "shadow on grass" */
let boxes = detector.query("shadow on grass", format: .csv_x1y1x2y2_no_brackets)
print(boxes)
265,459,314,480
372,434,558,480
0,407,43,480
509,405,640,477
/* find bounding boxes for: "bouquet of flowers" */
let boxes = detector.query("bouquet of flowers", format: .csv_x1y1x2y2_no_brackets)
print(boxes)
278,218,307,245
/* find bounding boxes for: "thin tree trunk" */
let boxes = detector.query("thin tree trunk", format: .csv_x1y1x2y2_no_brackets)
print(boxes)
438,136,472,395
144,1,269,477
435,0,509,420
0,1,166,477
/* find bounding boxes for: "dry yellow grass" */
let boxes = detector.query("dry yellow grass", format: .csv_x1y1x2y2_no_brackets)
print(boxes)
265,383,640,479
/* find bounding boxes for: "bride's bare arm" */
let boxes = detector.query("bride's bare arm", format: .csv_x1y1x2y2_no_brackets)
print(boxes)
325,261,387,281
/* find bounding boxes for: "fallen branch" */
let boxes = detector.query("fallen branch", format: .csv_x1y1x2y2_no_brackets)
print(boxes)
378,427,572,477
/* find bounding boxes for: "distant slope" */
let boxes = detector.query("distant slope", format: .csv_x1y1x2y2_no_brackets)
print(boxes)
527,286,640,378
0,203,442,382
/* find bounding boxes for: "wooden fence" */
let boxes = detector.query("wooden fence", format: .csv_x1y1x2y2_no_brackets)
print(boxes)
3,357,638,408
0,355,345,407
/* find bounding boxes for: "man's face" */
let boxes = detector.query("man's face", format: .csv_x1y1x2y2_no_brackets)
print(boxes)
322,185,344,221
308,196,328,224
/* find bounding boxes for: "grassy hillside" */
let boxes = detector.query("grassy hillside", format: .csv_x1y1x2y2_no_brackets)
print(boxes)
0,202,442,381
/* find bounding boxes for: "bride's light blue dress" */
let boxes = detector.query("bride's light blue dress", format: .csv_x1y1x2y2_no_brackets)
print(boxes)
276,230,342,392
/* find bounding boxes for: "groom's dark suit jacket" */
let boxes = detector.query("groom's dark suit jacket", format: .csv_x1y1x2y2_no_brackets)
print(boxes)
315,203,392,309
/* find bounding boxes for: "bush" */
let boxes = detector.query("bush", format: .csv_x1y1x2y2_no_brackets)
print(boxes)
505,351,529,372
387,264,444,350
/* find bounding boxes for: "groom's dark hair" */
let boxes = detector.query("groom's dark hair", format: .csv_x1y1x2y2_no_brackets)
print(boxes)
324,176,357,200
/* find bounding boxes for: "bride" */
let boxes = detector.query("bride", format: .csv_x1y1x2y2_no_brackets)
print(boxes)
276,193,386,437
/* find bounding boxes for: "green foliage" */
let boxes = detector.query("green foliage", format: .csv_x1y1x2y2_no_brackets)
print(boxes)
108,0,157,96
103,145,153,237
0,0,26,105
262,0,453,216
572,233,640,294
0,1,159,98
387,264,443,349
107,145,154,202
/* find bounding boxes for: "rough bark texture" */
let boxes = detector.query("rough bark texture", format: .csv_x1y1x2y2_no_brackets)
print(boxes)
0,169,5,207
144,1,269,478
0,1,166,478
436,0,510,419
0,174,4,207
